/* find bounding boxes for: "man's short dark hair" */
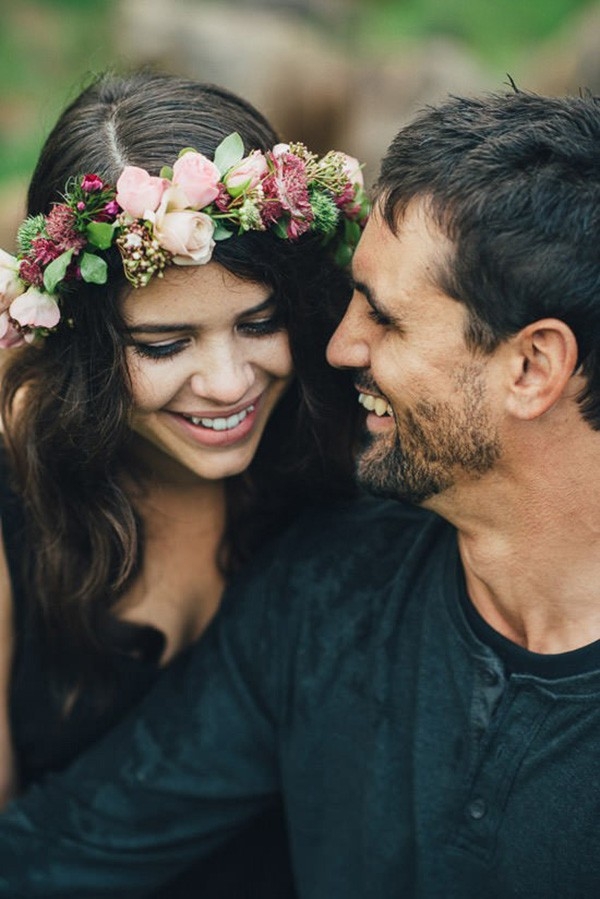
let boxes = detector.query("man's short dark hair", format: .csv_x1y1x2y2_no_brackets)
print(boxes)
376,90,600,428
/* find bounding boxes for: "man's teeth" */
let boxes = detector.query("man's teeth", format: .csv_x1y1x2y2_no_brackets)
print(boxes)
186,404,255,431
358,393,393,417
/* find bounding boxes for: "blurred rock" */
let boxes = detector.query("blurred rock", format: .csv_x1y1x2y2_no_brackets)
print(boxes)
113,0,353,158
113,0,490,186
340,37,493,186
520,2,600,95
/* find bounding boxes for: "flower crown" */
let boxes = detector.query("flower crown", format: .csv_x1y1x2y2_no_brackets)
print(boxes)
0,133,369,348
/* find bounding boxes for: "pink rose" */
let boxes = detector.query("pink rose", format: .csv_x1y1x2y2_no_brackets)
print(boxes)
338,153,364,188
0,250,23,309
271,143,290,159
151,188,215,264
10,286,61,330
0,312,26,348
116,167,167,219
172,152,221,209
224,151,268,197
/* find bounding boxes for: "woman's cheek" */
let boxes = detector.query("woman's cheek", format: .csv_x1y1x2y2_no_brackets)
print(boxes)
270,333,294,379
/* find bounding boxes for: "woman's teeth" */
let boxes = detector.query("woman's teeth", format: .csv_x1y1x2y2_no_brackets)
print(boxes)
358,393,393,417
185,404,255,431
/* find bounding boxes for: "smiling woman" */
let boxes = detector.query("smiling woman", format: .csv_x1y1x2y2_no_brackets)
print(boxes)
0,70,364,896
124,264,293,481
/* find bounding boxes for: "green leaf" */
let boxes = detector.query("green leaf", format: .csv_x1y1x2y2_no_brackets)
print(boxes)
86,221,115,250
213,223,233,241
43,249,74,293
213,132,244,175
226,178,251,199
79,252,107,285
344,219,361,247
272,220,289,240
333,242,353,268
159,165,174,180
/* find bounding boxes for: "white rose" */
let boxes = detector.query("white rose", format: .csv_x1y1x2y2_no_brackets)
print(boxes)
10,286,61,329
0,250,23,309
153,209,216,265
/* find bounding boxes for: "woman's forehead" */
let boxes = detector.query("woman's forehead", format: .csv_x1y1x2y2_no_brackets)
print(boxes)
121,262,272,328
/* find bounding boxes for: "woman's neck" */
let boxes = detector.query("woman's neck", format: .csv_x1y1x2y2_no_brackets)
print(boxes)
117,452,230,664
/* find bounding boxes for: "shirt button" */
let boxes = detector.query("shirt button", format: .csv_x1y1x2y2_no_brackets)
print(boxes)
467,797,487,820
481,667,499,686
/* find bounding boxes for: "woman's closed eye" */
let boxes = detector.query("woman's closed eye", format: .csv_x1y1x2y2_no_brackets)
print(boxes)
131,338,191,360
237,314,282,337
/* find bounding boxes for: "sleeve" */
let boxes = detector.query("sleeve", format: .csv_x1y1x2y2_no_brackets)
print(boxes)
0,551,291,898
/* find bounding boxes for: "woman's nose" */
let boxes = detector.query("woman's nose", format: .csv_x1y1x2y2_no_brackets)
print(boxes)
188,342,256,405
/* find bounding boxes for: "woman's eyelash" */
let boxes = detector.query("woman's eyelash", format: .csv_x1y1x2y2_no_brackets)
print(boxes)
131,340,188,360
129,316,281,359
238,317,281,336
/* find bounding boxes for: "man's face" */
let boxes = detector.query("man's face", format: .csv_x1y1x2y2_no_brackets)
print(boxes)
327,201,501,506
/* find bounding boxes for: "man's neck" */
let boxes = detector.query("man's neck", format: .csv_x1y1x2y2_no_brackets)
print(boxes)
458,526,600,654
428,444,600,654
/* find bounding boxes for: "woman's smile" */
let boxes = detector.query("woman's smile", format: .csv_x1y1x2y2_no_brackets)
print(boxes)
165,392,263,447
123,262,293,482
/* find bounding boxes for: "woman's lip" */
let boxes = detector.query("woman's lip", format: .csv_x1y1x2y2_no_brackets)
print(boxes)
170,393,261,420
165,395,262,448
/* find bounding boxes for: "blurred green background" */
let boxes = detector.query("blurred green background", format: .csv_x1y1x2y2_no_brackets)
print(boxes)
364,0,592,60
1,0,598,242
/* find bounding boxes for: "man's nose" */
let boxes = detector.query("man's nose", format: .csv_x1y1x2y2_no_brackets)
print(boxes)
327,293,371,370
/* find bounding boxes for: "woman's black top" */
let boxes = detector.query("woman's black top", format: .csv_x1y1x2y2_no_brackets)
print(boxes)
1,458,296,898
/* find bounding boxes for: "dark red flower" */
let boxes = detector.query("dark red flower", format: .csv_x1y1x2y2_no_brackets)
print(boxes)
262,152,313,231
31,237,63,265
81,174,104,192
334,182,355,208
45,204,86,250
213,184,232,213
18,258,44,288
286,218,312,239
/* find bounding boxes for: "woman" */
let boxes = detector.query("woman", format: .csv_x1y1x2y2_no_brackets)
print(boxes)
0,71,366,895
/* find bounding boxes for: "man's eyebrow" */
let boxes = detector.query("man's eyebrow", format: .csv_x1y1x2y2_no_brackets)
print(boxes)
125,296,276,334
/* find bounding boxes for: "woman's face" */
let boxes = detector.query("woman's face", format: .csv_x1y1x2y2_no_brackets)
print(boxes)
122,262,293,484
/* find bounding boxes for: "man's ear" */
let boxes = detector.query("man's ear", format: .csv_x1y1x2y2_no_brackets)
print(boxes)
504,319,579,420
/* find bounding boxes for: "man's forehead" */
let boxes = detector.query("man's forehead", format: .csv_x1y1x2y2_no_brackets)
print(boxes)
351,204,456,324
351,209,394,280
354,202,447,279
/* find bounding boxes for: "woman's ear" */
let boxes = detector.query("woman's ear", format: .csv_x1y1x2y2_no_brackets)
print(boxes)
504,319,579,421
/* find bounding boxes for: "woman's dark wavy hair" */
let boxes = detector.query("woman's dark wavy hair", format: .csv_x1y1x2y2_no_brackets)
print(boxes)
376,90,600,429
0,71,356,697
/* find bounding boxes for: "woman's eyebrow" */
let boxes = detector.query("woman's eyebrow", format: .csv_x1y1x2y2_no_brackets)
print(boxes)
125,323,195,335
235,295,276,317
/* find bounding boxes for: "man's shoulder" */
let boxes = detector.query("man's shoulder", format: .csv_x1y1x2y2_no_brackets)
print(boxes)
244,494,447,596
292,494,437,553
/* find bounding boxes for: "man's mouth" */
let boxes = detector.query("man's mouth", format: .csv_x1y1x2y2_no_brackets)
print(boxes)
358,392,393,417
179,402,256,432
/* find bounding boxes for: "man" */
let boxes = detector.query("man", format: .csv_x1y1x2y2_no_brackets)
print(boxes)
1,90,599,897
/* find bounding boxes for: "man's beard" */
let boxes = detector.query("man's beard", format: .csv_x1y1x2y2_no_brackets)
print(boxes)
356,366,501,505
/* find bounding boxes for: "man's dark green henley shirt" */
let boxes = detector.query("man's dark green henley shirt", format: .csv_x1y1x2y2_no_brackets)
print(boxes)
0,496,599,897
